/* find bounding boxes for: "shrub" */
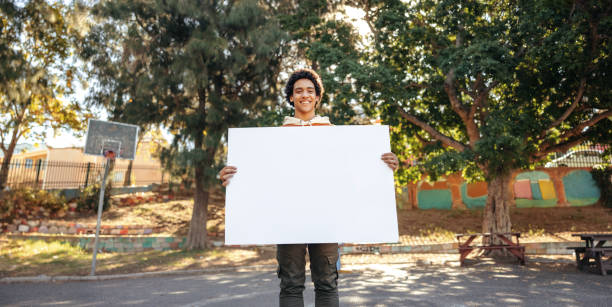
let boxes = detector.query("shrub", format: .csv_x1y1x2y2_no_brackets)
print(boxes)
0,188,67,221
591,167,612,208
76,182,112,212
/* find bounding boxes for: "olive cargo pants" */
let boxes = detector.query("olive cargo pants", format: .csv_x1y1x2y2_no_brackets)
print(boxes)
277,243,339,307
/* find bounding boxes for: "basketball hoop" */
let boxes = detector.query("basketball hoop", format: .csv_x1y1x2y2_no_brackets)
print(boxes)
83,119,139,276
84,119,139,160
103,150,116,159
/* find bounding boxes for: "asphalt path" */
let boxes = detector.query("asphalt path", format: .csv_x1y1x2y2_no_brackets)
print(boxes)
1,264,611,307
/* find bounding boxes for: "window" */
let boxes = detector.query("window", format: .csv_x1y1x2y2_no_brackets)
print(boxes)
25,159,33,168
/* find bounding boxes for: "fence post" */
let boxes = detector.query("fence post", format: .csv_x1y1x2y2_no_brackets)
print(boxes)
35,160,42,189
84,162,91,188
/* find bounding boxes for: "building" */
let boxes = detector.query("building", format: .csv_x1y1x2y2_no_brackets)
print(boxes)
2,140,163,189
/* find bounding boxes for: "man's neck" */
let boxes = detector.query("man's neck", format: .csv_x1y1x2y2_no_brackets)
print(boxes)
294,112,316,121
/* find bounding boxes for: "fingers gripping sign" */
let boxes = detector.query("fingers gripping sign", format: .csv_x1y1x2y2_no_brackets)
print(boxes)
381,152,399,171
219,166,237,186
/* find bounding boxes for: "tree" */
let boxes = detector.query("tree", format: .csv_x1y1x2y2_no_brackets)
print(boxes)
322,0,611,238
262,0,371,126
0,0,82,191
88,0,287,249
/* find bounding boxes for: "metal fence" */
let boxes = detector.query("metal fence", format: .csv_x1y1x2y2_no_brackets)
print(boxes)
544,143,610,168
0,159,164,190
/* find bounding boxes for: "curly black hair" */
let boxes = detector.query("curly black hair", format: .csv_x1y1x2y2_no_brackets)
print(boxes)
284,68,324,107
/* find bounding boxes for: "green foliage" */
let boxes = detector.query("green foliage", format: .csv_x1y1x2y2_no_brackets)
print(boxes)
83,0,287,187
76,183,112,212
591,168,612,208
81,0,292,248
0,188,66,221
0,0,85,190
307,0,611,184
291,0,611,233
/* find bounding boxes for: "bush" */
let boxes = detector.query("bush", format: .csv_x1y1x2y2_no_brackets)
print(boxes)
0,188,67,221
76,182,112,212
591,167,612,208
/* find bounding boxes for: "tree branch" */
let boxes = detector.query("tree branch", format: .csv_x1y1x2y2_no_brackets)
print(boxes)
538,77,587,140
532,137,586,163
412,132,425,145
538,109,612,154
405,82,428,90
444,70,482,146
396,105,468,152
558,109,611,142
0,129,6,152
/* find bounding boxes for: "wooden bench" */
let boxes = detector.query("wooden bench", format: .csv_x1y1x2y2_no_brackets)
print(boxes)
567,234,612,275
456,232,526,266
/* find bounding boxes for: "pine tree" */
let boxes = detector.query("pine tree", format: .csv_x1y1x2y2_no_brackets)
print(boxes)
88,0,286,249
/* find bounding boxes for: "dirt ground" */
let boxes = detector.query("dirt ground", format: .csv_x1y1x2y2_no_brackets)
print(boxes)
47,190,612,243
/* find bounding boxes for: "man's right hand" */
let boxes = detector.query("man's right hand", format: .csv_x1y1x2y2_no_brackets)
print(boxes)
218,166,237,186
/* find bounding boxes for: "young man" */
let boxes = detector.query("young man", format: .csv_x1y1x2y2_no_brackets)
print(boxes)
219,69,398,307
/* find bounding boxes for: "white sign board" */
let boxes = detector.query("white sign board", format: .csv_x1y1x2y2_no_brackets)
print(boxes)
225,125,399,245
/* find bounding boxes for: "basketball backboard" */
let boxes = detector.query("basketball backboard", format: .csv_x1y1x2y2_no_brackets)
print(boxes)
84,119,139,160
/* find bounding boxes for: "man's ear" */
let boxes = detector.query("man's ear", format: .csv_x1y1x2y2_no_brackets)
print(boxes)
315,96,320,108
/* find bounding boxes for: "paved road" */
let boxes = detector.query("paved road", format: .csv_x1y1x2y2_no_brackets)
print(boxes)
1,264,611,306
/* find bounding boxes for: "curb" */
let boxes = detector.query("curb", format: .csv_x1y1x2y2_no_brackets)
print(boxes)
5,235,580,255
0,264,278,284
0,254,579,284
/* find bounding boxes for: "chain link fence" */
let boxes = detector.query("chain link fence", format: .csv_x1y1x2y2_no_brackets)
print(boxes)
544,142,610,168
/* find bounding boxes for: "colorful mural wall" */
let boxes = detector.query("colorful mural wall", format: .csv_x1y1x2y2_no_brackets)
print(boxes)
513,171,557,208
401,168,602,210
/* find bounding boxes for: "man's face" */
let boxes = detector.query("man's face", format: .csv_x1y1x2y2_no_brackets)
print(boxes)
290,78,319,116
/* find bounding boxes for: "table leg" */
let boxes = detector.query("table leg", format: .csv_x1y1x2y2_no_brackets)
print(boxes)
575,250,584,271
505,247,526,265
595,252,606,276
496,234,526,265
460,248,475,266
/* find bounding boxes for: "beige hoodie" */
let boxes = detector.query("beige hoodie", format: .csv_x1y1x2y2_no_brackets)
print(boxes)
282,115,332,126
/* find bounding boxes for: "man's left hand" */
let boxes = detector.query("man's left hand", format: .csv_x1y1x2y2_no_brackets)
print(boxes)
381,152,399,171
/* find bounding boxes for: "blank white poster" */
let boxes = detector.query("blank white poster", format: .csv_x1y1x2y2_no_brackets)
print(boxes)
225,125,399,245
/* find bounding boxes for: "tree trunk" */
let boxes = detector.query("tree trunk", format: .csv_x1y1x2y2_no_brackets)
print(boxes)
0,137,19,192
186,165,209,250
123,130,144,187
482,172,513,251
123,160,133,186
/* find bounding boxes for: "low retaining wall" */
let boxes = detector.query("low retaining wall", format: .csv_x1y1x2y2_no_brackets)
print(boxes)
4,221,161,235
8,235,187,252
7,234,579,255
54,185,155,200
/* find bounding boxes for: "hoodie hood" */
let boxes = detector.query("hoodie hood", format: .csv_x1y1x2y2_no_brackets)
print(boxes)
282,115,332,126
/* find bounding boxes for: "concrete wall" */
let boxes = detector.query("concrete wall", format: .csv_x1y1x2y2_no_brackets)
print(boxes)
400,168,602,210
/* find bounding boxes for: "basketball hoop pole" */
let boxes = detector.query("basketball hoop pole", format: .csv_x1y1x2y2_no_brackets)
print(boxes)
90,157,112,276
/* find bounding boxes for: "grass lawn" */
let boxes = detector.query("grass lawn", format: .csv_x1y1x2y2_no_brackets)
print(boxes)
0,237,276,278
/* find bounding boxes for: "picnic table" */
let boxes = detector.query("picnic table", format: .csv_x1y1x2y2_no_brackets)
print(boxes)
567,233,612,275
456,232,526,266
